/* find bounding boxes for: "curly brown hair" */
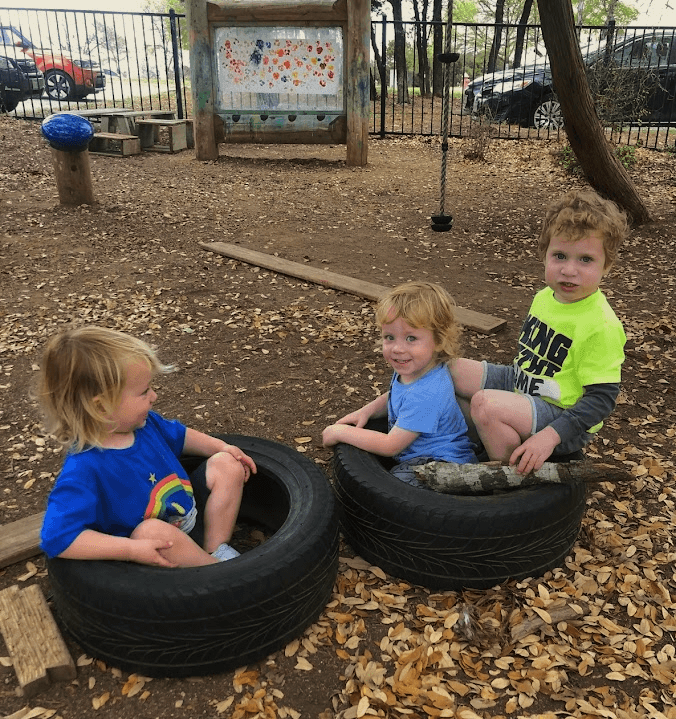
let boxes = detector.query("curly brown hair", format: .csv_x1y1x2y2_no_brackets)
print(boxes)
538,189,628,269
375,281,461,362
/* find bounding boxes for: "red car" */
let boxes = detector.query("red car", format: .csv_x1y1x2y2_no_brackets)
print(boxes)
1,24,105,101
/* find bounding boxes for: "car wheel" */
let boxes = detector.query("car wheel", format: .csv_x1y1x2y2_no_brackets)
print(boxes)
332,424,586,591
44,70,76,101
46,435,340,677
0,97,19,113
533,96,564,129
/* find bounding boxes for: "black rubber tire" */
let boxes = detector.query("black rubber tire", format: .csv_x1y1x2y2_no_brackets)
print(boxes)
46,435,339,677
0,94,18,113
333,431,586,591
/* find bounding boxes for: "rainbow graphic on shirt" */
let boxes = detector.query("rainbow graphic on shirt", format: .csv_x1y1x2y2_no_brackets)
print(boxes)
144,474,195,523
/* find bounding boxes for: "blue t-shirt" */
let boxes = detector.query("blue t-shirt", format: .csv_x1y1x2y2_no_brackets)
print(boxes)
41,411,194,558
388,363,476,465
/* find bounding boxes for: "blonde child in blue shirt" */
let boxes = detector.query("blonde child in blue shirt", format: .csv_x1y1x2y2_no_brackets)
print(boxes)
323,281,476,486
39,326,256,567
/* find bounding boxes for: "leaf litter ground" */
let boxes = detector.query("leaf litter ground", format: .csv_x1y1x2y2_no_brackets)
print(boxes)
0,115,675,719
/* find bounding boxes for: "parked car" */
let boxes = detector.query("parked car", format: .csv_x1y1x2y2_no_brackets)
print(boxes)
0,24,105,101
0,50,44,113
463,31,676,129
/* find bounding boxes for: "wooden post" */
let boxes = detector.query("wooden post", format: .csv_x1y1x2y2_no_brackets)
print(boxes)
346,0,369,166
49,148,95,205
187,0,218,160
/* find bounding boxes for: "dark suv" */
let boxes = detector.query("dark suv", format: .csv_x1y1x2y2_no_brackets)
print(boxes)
0,51,44,113
462,30,676,128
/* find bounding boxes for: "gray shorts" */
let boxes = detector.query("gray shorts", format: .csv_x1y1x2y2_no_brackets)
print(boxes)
481,361,592,456
390,457,431,488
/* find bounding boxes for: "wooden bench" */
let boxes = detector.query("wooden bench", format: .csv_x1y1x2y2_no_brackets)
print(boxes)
100,109,177,135
88,132,141,157
135,118,192,153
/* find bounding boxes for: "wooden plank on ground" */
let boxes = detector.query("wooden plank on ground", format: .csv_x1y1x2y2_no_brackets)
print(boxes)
0,512,43,569
0,584,76,697
200,241,506,333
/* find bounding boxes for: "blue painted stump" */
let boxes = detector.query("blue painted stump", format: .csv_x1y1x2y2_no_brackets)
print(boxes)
41,113,95,205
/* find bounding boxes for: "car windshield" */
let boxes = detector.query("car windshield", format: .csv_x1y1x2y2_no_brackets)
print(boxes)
0,26,33,49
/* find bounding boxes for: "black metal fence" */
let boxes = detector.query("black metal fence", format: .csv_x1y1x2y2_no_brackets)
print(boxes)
2,5,675,149
1,6,189,118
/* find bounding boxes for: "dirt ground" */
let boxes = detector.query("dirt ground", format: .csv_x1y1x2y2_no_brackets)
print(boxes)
0,114,675,719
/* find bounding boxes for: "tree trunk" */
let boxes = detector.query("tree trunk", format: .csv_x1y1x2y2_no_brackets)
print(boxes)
536,0,651,225
486,0,505,73
513,0,534,68
370,25,387,101
390,0,410,104
413,0,431,97
414,460,632,495
432,0,444,96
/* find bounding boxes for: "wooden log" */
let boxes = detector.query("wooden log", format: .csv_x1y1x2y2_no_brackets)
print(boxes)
49,148,94,205
0,512,44,569
0,584,76,697
414,460,632,495
200,241,506,333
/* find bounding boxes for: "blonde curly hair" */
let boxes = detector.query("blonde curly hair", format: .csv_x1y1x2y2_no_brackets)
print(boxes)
375,281,461,362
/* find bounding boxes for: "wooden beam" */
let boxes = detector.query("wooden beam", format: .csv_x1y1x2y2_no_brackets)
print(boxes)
346,0,369,166
0,513,43,569
188,0,218,160
200,241,506,333
207,0,347,23
0,584,76,697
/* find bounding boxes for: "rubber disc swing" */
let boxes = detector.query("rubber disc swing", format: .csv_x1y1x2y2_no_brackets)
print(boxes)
431,0,459,232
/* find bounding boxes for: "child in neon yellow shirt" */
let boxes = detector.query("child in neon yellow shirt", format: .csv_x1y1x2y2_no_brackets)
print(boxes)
450,189,628,474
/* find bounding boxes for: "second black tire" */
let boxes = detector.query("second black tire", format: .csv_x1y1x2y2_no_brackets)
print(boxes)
333,439,586,590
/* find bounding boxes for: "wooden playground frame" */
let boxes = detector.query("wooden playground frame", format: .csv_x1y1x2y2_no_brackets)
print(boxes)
186,0,370,165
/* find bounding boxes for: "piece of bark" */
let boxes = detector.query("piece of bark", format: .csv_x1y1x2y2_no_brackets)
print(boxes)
511,600,591,642
414,460,631,495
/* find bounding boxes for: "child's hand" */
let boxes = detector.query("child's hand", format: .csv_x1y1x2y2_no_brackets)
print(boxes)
221,445,257,480
129,539,179,568
322,424,349,447
509,426,560,475
334,409,368,428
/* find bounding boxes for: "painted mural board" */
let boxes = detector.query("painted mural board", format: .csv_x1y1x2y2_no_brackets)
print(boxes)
213,25,344,122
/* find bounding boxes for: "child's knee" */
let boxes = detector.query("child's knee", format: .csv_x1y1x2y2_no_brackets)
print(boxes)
206,451,246,489
132,518,177,542
469,390,490,424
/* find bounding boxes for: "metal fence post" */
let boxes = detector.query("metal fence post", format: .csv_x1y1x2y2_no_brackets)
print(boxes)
380,17,387,138
169,9,184,119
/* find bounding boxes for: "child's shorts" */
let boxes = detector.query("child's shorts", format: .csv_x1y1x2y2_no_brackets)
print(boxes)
390,457,433,488
480,360,593,456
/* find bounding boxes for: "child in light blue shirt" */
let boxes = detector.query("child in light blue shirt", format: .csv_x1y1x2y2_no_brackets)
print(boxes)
323,281,476,486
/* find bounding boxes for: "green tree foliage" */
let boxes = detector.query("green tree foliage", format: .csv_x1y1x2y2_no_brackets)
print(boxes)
572,0,639,26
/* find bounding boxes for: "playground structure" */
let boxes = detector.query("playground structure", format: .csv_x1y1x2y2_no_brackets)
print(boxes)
186,0,370,165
